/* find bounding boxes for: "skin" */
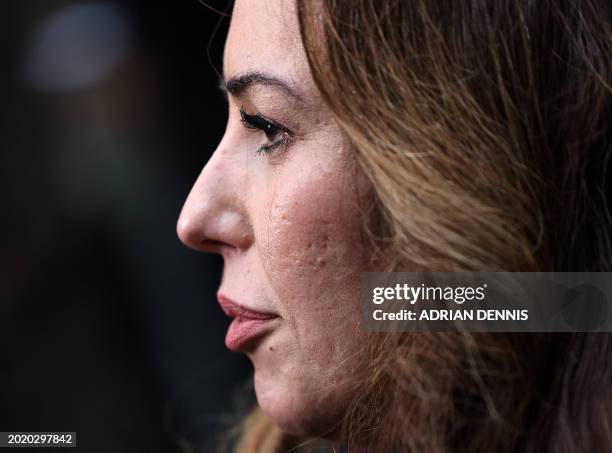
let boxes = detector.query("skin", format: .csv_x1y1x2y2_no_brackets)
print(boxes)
177,0,371,437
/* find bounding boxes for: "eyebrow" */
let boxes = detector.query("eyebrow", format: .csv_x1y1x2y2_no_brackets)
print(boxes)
220,71,305,104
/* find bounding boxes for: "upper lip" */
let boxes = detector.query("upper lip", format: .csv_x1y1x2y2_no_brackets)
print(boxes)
217,294,278,320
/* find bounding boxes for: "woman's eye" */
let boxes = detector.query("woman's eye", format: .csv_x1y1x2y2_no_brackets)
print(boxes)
239,107,292,155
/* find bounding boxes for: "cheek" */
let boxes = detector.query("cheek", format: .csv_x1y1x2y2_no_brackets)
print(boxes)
245,135,373,435
251,160,371,435
267,184,340,284
255,160,367,346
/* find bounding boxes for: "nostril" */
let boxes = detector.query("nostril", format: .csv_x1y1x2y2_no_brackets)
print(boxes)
201,239,225,247
199,239,227,253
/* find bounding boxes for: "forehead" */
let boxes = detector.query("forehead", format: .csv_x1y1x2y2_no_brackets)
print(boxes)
223,0,306,82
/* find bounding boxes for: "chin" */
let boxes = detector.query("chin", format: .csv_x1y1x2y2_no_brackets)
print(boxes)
253,367,346,438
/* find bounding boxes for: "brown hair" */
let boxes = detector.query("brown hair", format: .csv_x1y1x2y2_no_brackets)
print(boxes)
231,0,612,451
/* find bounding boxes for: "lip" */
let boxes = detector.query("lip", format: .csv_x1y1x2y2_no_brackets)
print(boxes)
218,295,279,351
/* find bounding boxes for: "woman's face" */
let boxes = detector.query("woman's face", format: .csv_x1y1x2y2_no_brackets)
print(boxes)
177,0,370,436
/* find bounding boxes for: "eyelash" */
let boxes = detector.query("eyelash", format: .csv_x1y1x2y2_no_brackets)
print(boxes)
239,106,292,155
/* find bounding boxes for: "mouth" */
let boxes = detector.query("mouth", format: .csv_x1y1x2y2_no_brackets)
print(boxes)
218,294,279,352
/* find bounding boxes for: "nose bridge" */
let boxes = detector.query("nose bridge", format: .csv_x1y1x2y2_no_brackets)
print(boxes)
177,145,252,252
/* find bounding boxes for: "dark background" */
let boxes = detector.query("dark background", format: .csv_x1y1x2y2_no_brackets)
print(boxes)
1,1,253,451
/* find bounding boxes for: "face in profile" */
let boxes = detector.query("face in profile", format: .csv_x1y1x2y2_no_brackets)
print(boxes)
177,0,370,437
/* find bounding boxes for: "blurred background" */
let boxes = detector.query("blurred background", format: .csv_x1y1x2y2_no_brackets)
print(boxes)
1,1,254,451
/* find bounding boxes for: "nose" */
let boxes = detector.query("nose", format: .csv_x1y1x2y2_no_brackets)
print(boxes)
177,144,253,254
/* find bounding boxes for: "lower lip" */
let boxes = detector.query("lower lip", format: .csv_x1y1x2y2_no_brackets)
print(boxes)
225,317,277,351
